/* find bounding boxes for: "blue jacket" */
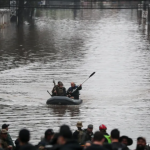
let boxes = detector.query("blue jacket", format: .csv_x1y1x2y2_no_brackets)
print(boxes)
67,85,82,99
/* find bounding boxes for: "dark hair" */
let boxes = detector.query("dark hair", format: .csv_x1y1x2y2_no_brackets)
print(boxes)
111,129,120,139
93,131,104,141
19,129,30,143
51,133,59,145
59,125,72,139
137,137,146,142
45,129,54,138
58,81,62,84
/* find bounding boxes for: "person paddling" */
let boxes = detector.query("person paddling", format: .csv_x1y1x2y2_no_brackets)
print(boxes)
67,82,82,99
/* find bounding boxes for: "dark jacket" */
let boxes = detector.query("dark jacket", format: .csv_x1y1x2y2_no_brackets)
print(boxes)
15,139,20,150
104,142,129,150
81,129,93,145
60,140,83,150
67,85,82,99
103,133,109,136
73,129,84,144
46,145,61,150
100,132,110,144
0,138,9,150
52,85,66,96
7,133,14,148
19,143,37,150
145,146,150,150
135,145,150,150
86,144,107,150
56,87,66,96
38,138,51,147
52,85,58,96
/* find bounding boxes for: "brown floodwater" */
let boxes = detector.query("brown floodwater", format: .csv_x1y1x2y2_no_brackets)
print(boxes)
0,7,150,148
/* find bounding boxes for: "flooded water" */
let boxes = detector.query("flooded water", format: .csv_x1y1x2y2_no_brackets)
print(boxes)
0,8,150,148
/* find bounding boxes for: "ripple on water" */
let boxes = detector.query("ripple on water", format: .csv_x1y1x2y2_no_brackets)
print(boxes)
0,8,150,148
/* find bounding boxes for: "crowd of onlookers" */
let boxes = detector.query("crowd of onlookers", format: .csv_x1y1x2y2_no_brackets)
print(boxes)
0,122,149,150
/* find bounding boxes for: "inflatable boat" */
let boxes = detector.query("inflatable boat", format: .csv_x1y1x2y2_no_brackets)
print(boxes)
46,96,82,105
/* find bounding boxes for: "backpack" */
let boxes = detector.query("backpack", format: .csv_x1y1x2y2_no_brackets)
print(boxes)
78,130,84,144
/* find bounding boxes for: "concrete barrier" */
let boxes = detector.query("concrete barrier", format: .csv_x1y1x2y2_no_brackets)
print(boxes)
0,9,10,29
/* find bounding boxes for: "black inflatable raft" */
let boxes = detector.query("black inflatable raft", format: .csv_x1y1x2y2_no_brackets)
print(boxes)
46,96,82,105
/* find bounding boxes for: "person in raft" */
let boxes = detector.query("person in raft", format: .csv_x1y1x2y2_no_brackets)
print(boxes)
67,82,82,99
52,82,66,96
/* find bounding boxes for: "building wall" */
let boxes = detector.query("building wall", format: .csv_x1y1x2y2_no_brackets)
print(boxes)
0,9,10,29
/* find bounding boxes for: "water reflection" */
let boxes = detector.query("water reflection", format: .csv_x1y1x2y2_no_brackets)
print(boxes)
0,9,86,71
0,8,150,147
47,105,80,117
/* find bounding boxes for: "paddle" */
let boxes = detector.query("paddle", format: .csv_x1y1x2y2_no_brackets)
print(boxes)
81,72,96,85
72,72,96,94
53,79,56,86
47,90,52,96
47,79,57,97
52,79,58,96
